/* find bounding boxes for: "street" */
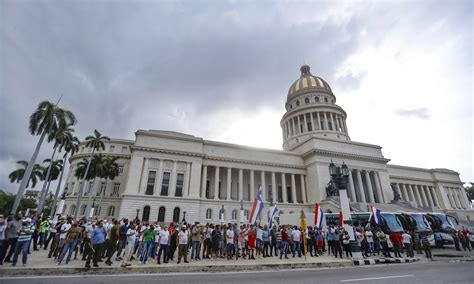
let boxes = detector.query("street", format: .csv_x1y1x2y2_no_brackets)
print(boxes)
1,261,473,284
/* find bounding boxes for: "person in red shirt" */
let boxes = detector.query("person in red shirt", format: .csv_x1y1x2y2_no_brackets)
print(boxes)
390,232,403,257
280,226,289,259
247,226,256,260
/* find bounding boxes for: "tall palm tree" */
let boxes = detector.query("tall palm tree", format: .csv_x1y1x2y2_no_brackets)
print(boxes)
50,135,80,218
12,100,76,214
96,156,120,217
9,161,45,188
37,123,75,215
84,154,108,217
74,129,109,219
37,159,63,214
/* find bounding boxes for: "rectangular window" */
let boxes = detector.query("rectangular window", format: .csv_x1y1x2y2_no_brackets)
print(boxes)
145,170,156,195
320,121,325,130
161,172,171,196
121,146,127,153
278,186,283,203
112,183,120,197
118,165,124,175
70,182,75,195
109,145,115,152
287,186,292,203
175,173,184,197
328,121,333,130
268,185,273,202
307,122,312,132
205,180,210,199
100,181,106,196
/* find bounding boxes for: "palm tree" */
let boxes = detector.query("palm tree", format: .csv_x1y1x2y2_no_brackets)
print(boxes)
74,129,109,219
11,100,76,214
50,135,80,218
36,159,63,214
84,154,108,217
96,156,120,217
37,123,75,215
9,161,45,188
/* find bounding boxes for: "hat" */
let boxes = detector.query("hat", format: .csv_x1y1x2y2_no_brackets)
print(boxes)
182,225,187,229
24,218,32,223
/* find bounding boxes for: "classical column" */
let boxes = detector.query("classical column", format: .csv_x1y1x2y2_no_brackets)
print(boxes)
348,170,357,202
185,162,191,196
303,114,308,132
281,173,288,203
226,168,232,201
418,185,428,207
373,172,383,203
330,113,335,131
364,171,375,203
291,174,297,203
201,165,208,198
316,112,321,130
323,112,329,130
457,188,467,209
297,116,302,134
214,166,220,200
400,183,408,201
423,185,434,207
239,169,244,201
169,161,177,197
342,118,349,135
310,112,315,132
250,170,255,201
407,184,415,203
335,114,341,132
429,186,440,207
300,174,307,203
156,160,164,196
260,170,266,201
356,170,366,203
139,158,149,193
412,184,422,207
271,172,277,203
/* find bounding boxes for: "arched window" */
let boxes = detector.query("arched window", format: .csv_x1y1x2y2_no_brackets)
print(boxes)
231,209,238,220
158,206,166,222
315,96,320,103
244,209,249,221
107,206,115,217
304,98,310,104
324,97,328,103
296,100,300,106
173,207,180,222
70,205,76,215
80,204,86,216
206,208,212,219
142,206,150,222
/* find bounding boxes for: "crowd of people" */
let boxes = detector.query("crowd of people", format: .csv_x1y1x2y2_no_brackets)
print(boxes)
0,213,473,268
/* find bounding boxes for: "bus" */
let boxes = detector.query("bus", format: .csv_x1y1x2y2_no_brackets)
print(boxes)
425,213,459,245
325,212,405,234
397,213,435,246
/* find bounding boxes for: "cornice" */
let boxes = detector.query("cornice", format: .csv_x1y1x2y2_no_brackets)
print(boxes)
69,152,131,163
302,148,391,163
389,175,463,186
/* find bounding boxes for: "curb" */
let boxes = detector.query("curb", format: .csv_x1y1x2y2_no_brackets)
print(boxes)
353,258,420,266
0,261,353,277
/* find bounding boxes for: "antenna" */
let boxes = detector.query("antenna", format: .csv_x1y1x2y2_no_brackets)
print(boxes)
55,94,64,106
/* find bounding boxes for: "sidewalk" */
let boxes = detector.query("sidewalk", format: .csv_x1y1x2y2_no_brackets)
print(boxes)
0,249,352,276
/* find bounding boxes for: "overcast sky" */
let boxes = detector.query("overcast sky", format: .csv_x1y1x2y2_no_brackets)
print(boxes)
1,0,472,194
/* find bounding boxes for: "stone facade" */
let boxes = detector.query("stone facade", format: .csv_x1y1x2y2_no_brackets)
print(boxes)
62,65,470,223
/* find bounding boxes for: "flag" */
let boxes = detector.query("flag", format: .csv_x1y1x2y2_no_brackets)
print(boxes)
249,187,264,225
338,211,343,227
369,206,382,225
268,205,279,229
314,203,324,229
300,209,307,260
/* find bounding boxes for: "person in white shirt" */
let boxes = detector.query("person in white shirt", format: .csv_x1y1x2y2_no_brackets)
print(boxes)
402,232,413,257
157,225,170,264
58,217,72,254
121,224,137,267
226,226,235,260
365,230,374,256
177,226,189,264
291,226,302,257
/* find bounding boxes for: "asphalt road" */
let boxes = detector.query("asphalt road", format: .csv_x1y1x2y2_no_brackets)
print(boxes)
1,261,473,284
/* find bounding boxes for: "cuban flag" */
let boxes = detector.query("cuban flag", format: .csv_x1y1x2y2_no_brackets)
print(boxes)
268,205,279,229
249,187,264,225
314,203,324,229
369,206,382,225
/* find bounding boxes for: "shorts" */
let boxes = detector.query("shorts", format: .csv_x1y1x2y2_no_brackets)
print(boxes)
212,240,219,251
256,239,263,248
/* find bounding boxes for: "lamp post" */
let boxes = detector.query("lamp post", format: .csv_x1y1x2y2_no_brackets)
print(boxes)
182,211,187,224
328,161,362,258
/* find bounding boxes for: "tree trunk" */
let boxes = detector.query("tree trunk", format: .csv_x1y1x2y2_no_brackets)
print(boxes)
96,178,107,217
74,149,95,220
85,176,97,218
37,146,57,215
50,154,68,218
11,131,47,214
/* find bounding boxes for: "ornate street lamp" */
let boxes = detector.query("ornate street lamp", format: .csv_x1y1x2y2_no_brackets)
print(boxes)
182,211,187,223
328,161,362,259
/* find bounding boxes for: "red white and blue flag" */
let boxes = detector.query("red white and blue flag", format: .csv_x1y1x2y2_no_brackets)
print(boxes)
369,206,382,225
314,203,324,229
268,204,279,229
249,187,264,225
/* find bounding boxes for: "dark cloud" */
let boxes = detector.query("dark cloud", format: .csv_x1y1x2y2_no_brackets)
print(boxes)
395,108,431,119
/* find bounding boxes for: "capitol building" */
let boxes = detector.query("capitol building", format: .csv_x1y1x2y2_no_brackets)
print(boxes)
62,65,471,224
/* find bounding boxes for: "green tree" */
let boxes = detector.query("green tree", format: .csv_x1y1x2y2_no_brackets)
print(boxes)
9,161,45,188
12,100,76,214
0,190,37,215
96,156,120,217
74,129,109,219
464,182,474,201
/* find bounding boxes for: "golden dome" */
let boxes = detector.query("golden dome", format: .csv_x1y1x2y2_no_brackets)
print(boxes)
287,65,332,98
